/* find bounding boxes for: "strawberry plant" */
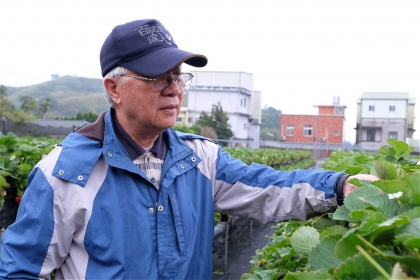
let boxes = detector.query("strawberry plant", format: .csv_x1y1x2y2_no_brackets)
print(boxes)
223,148,313,169
0,132,60,205
242,139,420,279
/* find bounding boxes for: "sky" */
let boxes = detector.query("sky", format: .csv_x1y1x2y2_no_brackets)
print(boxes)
1,0,419,143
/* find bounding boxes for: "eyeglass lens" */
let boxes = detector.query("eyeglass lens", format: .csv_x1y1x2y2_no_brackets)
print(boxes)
155,74,192,90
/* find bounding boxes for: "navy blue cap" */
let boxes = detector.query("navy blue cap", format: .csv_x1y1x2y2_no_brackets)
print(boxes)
100,19,208,77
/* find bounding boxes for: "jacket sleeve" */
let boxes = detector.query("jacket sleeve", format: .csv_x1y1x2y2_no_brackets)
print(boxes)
0,167,72,279
211,144,343,223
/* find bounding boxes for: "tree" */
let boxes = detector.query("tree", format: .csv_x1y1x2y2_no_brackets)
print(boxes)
196,101,233,140
200,126,218,139
261,106,281,130
173,124,201,134
5,109,36,135
0,85,14,118
75,112,98,123
38,98,51,119
20,96,37,112
261,106,282,141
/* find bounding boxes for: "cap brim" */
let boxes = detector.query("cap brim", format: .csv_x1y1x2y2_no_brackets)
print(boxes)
121,47,208,76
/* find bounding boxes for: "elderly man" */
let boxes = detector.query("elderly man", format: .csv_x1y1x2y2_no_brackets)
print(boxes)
0,19,377,279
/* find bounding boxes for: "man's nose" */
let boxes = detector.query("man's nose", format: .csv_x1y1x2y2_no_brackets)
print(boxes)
162,78,181,96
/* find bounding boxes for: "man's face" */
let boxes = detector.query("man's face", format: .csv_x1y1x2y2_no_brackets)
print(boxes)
111,66,184,135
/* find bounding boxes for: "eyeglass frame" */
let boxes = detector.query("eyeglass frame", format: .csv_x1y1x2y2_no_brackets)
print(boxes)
118,72,194,90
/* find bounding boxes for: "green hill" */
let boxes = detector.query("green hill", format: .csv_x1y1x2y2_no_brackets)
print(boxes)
6,75,109,118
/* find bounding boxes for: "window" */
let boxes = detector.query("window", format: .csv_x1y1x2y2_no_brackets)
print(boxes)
389,105,395,112
333,130,339,136
303,125,312,136
244,98,247,107
240,100,243,106
389,132,397,139
369,105,375,111
243,123,246,130
366,129,376,142
176,117,183,123
286,124,294,136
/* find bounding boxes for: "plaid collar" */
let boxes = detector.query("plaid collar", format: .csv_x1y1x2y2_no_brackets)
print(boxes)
111,108,166,161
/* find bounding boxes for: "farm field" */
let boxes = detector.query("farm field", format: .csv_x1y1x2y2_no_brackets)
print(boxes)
1,133,419,279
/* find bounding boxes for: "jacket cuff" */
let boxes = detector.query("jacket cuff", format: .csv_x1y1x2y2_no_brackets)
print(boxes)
335,174,351,206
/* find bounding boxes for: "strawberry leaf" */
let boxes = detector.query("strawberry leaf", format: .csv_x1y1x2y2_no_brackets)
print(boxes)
335,228,362,259
378,145,395,158
350,210,388,236
284,270,332,280
332,206,358,222
308,235,342,270
395,218,420,240
387,138,415,163
343,185,382,212
398,206,420,219
372,180,413,205
384,252,420,277
335,253,392,279
290,226,319,255
359,194,400,218
370,158,397,180
319,225,348,240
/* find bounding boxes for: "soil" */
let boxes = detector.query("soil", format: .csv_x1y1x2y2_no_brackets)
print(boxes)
212,217,278,280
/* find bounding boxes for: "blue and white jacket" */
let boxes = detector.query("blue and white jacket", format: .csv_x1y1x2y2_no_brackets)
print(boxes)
0,109,343,279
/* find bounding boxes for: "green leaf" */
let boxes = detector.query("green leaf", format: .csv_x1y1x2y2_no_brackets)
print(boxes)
369,215,410,241
378,145,395,158
253,269,280,280
359,194,400,218
397,205,418,216
332,206,358,222
312,216,339,229
403,237,420,251
20,163,32,172
370,158,397,180
401,173,420,196
344,185,382,212
354,155,369,164
347,178,365,187
350,210,388,236
399,206,420,220
290,226,320,255
335,228,362,259
346,166,364,175
0,170,11,177
335,253,392,279
284,270,332,280
308,235,342,270
349,209,368,222
319,225,348,240
395,218,420,242
387,138,415,162
0,175,9,188
372,180,413,205
384,252,420,277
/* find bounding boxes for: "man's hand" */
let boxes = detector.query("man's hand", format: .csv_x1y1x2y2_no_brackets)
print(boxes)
343,174,380,197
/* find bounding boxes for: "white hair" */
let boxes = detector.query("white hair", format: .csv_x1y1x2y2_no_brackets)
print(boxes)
103,66,128,106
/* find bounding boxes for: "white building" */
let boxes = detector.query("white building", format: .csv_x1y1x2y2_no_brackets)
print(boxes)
355,92,416,152
184,71,262,148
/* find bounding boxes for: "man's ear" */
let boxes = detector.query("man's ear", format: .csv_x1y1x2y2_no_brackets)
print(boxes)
104,78,121,105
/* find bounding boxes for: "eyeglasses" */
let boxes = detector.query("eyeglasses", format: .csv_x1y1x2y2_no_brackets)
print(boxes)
120,73,194,90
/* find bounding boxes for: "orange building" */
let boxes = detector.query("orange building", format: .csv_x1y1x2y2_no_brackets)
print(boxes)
279,100,346,149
